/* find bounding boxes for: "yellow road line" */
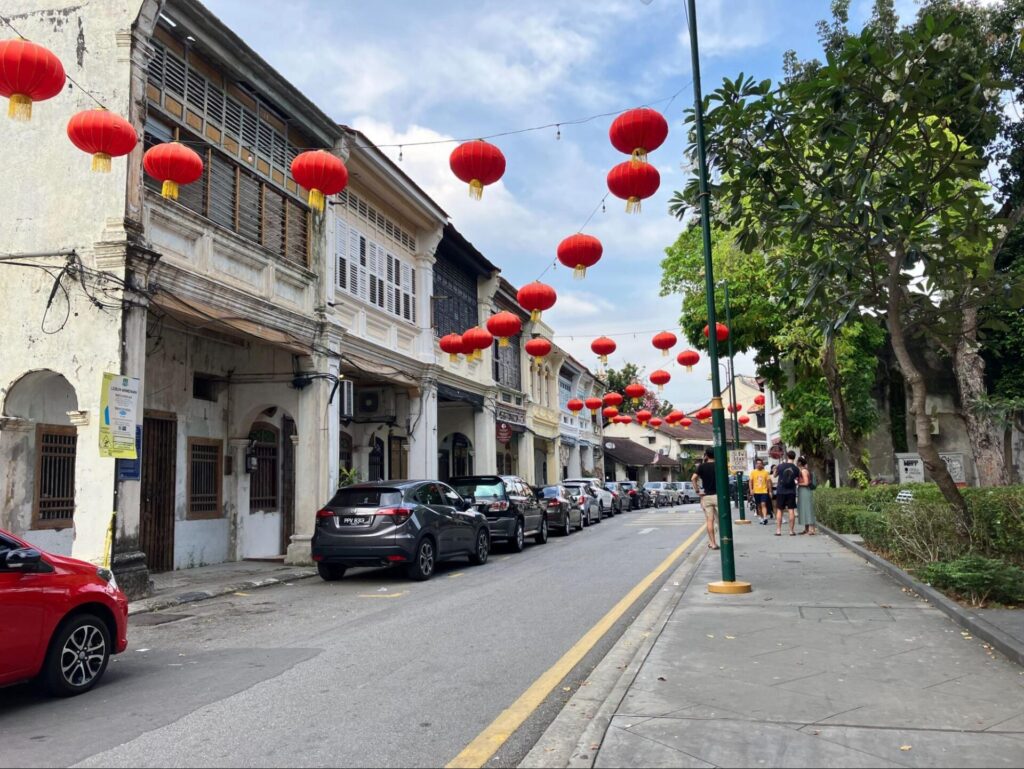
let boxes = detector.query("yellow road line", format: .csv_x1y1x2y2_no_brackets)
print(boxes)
445,525,706,768
449,572,465,579
357,591,407,599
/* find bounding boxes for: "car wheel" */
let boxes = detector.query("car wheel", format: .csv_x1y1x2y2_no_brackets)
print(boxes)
509,519,526,552
43,613,111,697
406,538,436,581
598,502,605,520
469,529,490,565
535,516,549,545
563,514,573,536
317,563,347,581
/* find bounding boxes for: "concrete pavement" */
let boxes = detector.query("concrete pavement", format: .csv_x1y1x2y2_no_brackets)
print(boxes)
535,520,1024,768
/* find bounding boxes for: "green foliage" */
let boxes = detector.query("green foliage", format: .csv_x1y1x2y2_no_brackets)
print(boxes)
921,555,1024,607
602,363,673,416
854,510,893,553
337,466,360,489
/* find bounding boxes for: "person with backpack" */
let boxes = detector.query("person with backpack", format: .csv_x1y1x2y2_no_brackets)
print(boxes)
797,456,818,535
774,451,799,536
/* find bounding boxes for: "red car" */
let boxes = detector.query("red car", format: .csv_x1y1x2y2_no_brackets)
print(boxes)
0,528,128,696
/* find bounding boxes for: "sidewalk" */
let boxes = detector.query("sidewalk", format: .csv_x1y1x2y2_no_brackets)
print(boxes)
581,523,1024,768
129,559,316,615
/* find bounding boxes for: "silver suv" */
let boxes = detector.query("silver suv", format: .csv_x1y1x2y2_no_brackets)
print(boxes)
644,481,677,507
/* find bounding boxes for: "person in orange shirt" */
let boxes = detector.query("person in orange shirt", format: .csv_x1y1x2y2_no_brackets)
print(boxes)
748,458,772,525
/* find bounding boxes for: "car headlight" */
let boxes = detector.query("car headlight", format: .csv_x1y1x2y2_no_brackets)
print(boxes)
97,567,119,590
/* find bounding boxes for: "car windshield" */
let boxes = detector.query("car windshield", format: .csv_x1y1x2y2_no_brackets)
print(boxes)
329,488,403,507
451,479,504,499
540,487,561,498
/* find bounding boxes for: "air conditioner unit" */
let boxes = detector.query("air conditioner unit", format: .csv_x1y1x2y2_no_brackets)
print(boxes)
355,386,396,421
338,379,355,419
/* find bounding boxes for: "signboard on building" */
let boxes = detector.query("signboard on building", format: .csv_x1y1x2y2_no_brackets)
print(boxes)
896,453,925,484
728,450,748,472
495,406,526,428
496,422,513,445
99,373,140,459
115,425,143,481
939,452,967,485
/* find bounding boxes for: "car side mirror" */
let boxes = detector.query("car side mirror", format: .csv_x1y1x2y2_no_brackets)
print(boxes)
460,498,474,512
4,547,44,572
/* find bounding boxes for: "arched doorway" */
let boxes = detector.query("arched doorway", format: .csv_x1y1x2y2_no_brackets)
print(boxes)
368,437,385,481
2,370,79,542
438,432,474,482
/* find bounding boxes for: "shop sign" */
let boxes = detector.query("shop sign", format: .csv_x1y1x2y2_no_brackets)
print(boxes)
496,406,526,427
496,422,513,444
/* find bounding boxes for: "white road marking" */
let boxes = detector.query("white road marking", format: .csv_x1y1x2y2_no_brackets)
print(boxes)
639,528,657,535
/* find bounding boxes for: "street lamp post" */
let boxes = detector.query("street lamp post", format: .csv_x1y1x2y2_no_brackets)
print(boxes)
723,283,748,524
686,0,750,594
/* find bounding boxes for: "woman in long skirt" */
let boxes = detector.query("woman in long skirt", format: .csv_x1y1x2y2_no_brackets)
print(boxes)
797,456,817,535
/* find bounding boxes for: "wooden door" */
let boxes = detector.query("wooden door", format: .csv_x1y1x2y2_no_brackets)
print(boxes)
140,414,177,573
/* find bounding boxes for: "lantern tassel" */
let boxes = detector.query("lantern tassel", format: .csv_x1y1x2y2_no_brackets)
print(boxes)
449,353,459,364
632,398,640,405
498,337,510,347
630,148,648,165
308,188,325,213
161,180,180,200
662,349,669,357
625,197,642,214
468,179,484,200
530,309,541,323
92,153,112,173
686,365,693,373
8,94,31,121
599,355,608,365
573,264,586,280
534,356,543,366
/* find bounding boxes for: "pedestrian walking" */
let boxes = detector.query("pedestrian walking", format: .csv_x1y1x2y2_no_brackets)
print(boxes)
692,449,719,550
797,456,817,535
774,451,799,536
748,458,772,525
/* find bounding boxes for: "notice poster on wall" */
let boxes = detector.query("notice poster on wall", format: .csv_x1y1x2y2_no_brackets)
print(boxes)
896,453,926,484
99,372,140,459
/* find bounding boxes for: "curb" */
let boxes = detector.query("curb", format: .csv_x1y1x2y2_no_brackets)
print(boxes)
127,568,317,616
821,524,1024,668
519,536,709,768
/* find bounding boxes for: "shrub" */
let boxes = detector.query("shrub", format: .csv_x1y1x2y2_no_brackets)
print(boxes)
886,497,968,564
921,555,1024,607
818,503,862,534
964,487,1024,566
855,510,893,553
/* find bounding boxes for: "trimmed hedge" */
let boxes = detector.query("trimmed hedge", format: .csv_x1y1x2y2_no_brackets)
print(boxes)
921,556,1024,607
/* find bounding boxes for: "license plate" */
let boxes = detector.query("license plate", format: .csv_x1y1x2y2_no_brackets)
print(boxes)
341,516,370,525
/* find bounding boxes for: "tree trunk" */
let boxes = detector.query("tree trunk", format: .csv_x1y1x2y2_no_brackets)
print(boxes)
885,262,968,519
820,333,869,484
953,305,1009,486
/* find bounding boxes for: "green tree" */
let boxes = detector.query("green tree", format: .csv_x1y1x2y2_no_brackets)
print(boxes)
602,363,674,417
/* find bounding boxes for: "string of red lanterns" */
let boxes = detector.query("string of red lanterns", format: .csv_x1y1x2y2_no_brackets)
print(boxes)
449,139,505,200
556,234,603,280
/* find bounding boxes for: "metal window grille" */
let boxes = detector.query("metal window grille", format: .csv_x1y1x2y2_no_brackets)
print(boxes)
249,424,279,511
188,439,222,518
433,260,478,338
34,425,76,525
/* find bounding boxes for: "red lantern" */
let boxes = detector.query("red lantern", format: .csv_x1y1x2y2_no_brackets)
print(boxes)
525,337,552,365
677,349,700,372
602,406,619,421
486,311,522,347
695,408,712,421
636,409,652,426
0,39,65,121
727,403,743,414
649,417,663,429
609,108,669,164
143,142,204,201
517,281,557,322
462,326,493,362
652,331,677,357
585,397,603,415
567,398,585,414
703,323,729,342
591,336,617,365
680,417,693,429
618,415,633,425
739,415,751,425
449,139,505,199
291,150,348,213
603,392,623,409
665,410,684,424
625,383,646,405
607,160,660,214
557,233,602,280
439,333,463,363
754,394,766,406
650,369,671,392
66,109,137,172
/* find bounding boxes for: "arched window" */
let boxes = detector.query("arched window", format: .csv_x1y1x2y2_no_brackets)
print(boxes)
452,433,473,477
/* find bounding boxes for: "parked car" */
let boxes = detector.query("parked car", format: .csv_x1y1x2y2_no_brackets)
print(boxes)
618,480,649,509
450,475,549,552
565,477,615,517
564,481,601,525
644,481,678,507
0,528,129,696
603,481,629,514
312,481,491,581
539,485,583,535
668,481,699,504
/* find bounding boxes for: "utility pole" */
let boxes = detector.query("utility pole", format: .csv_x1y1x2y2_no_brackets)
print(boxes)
687,0,750,593
723,283,748,524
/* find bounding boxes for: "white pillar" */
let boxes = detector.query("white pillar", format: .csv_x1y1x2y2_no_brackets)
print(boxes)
474,405,497,475
568,443,582,478
286,369,331,566
517,431,532,482
549,438,561,484
409,382,438,479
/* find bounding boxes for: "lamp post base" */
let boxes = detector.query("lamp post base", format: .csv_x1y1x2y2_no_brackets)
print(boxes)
707,580,752,594
734,519,753,525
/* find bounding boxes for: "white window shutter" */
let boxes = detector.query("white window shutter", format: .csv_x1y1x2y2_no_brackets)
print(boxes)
335,219,347,290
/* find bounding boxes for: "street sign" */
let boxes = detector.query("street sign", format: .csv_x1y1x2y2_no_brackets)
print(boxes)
728,450,747,471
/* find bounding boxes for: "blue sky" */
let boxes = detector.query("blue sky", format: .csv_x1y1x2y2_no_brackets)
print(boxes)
203,0,922,410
